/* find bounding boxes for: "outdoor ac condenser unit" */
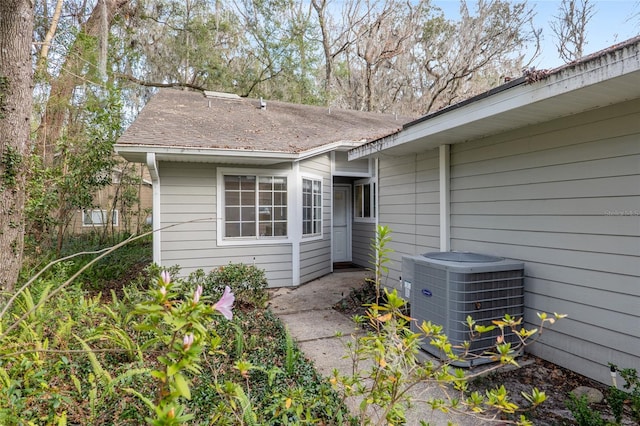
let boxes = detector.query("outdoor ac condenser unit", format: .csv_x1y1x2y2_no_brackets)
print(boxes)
403,252,524,367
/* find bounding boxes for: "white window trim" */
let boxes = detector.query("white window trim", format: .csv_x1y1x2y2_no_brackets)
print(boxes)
82,209,119,227
354,178,376,223
301,173,323,241
216,167,292,246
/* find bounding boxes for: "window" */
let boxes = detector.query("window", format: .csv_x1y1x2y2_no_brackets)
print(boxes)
83,209,118,226
302,178,322,236
224,174,287,238
354,179,376,221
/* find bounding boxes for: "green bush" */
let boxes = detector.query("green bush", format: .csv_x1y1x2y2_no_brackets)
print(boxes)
566,394,605,426
189,263,269,308
610,364,640,422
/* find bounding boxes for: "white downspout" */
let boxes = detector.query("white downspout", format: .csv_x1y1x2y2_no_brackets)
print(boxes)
291,162,301,286
146,153,162,265
439,145,451,252
374,157,379,230
330,151,335,271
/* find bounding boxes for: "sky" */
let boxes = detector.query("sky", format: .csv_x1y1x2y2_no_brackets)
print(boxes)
432,0,640,69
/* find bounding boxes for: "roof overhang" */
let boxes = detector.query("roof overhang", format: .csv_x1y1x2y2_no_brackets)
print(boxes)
349,38,640,160
115,139,367,165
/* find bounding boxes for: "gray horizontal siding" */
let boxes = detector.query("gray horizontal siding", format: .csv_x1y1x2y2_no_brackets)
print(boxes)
158,161,294,287
352,221,375,269
448,99,640,385
334,150,369,174
300,154,332,283
378,150,440,291
300,240,331,282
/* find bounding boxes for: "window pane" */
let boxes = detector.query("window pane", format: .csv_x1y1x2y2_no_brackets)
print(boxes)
241,176,256,190
226,191,240,205
259,223,271,236
274,192,286,205
242,223,256,236
259,192,272,205
363,183,371,217
273,177,286,190
372,183,376,218
225,207,239,221
259,176,273,190
355,185,363,218
224,175,240,190
273,222,287,236
273,207,287,220
226,223,240,237
241,207,255,221
259,207,271,220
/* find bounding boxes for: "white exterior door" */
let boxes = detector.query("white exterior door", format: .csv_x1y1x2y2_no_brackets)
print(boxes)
332,185,351,262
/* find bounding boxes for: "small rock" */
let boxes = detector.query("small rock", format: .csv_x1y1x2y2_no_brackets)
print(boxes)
571,386,604,404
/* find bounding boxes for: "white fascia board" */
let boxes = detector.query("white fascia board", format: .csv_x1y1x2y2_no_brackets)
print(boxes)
350,46,640,159
295,140,366,162
115,145,298,164
115,140,366,164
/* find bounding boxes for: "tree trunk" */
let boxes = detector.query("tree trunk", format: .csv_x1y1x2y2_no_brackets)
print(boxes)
35,0,130,165
0,0,34,292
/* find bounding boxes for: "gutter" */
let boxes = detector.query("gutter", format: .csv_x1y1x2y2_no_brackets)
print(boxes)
116,140,371,164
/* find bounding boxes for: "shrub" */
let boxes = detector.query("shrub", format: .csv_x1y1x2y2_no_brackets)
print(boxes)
566,394,605,426
189,263,269,308
610,364,640,422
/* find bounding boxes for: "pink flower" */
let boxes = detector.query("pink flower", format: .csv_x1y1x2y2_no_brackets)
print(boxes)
159,286,167,297
160,270,171,285
213,286,234,320
193,285,203,305
183,333,194,350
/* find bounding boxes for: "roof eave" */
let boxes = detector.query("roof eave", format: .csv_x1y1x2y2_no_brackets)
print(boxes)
114,144,298,165
115,139,370,165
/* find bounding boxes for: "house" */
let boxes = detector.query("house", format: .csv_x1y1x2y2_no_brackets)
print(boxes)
68,164,153,235
349,36,640,385
115,89,411,287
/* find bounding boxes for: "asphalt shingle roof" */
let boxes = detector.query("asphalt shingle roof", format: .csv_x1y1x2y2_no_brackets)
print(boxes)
117,89,412,153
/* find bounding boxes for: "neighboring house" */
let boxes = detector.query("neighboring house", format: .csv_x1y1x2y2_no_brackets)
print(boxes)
115,89,410,287
68,164,153,235
349,36,640,385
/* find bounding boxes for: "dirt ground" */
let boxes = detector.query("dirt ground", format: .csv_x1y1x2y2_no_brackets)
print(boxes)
333,281,637,425
468,355,637,425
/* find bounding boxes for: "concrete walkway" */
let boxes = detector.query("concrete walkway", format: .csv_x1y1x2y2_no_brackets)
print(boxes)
269,270,496,426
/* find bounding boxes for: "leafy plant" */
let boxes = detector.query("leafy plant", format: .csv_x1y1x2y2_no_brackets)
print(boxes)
331,224,562,426
130,270,235,425
190,262,269,308
566,393,605,426
610,363,640,422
